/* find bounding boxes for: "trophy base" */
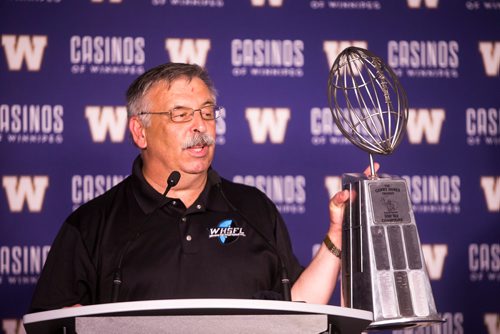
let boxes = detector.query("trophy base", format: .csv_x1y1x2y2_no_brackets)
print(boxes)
367,315,445,331
341,173,443,329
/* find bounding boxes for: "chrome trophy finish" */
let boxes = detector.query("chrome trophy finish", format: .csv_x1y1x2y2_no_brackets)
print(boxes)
328,47,443,329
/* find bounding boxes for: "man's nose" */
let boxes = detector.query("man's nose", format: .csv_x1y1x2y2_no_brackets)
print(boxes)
191,110,207,132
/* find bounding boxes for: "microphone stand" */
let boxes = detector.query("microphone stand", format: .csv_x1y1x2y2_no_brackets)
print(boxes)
111,171,181,303
216,182,292,302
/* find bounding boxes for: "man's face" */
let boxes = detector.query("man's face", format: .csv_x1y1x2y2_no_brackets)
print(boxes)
138,77,217,176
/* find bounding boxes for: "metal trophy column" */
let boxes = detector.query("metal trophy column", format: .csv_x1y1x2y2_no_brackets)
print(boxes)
327,47,443,330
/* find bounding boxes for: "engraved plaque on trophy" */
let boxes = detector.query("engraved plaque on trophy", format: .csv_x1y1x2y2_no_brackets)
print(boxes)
327,47,443,329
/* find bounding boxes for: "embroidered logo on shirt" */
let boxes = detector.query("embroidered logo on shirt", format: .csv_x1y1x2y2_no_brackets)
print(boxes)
209,219,246,244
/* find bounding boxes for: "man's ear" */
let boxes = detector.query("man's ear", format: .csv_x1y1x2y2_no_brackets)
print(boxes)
129,116,147,149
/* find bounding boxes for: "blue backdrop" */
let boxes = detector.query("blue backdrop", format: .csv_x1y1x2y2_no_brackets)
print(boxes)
1,1,499,333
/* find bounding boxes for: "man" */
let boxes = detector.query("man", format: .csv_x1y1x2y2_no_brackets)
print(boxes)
30,63,350,312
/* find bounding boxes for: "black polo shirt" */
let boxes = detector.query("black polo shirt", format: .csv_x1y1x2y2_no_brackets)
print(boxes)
30,156,303,312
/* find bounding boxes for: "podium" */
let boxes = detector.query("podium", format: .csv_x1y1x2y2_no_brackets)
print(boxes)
23,299,373,334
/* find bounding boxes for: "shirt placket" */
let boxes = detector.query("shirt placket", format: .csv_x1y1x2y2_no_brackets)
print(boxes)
179,202,205,254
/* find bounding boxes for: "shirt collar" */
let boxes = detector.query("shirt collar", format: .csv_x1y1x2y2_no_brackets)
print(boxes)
131,155,230,215
202,168,231,212
131,155,169,215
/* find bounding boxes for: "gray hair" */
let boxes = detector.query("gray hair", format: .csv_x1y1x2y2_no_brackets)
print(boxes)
126,63,217,127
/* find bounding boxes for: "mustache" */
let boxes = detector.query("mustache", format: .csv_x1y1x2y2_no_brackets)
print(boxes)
182,132,215,150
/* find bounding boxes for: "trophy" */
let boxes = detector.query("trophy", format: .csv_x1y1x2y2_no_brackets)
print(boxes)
328,47,443,329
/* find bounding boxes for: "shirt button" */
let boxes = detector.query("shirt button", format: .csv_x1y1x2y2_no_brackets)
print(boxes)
172,200,177,206
181,217,187,222
186,235,192,241
196,204,202,210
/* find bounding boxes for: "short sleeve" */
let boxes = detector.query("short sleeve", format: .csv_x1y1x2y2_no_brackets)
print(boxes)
29,221,96,312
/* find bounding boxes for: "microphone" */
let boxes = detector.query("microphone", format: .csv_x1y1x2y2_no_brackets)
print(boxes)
162,171,181,196
111,170,181,303
214,179,292,302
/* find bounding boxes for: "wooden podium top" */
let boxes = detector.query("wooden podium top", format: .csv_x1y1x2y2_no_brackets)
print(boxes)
24,299,373,333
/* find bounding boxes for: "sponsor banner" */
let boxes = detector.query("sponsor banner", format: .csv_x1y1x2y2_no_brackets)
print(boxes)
233,175,306,214
152,0,225,7
388,40,460,78
402,175,461,214
231,39,304,77
480,176,500,213
71,174,127,210
245,108,290,144
70,35,145,75
1,35,47,72
1,3,498,332
2,176,49,213
0,104,64,144
0,245,50,286
85,106,128,143
1,319,26,334
466,107,500,146
309,1,382,10
469,243,500,282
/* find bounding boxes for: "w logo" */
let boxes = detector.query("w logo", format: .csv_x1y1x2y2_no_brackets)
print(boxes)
484,313,500,334
90,0,122,3
323,40,368,69
1,35,48,71
479,42,500,77
250,0,284,6
245,108,290,144
422,244,447,280
406,108,446,144
324,176,342,198
85,106,128,143
2,319,25,334
407,0,439,8
165,39,211,66
2,176,49,212
480,176,500,212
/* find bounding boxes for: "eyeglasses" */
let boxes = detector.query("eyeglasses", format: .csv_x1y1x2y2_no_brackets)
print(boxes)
138,104,224,123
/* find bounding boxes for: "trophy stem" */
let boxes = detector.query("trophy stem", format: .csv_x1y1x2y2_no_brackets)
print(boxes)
369,153,377,179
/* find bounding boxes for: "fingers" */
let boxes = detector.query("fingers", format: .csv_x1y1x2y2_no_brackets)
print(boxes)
363,162,380,177
330,189,349,208
329,189,349,226
329,162,380,227
63,304,82,308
